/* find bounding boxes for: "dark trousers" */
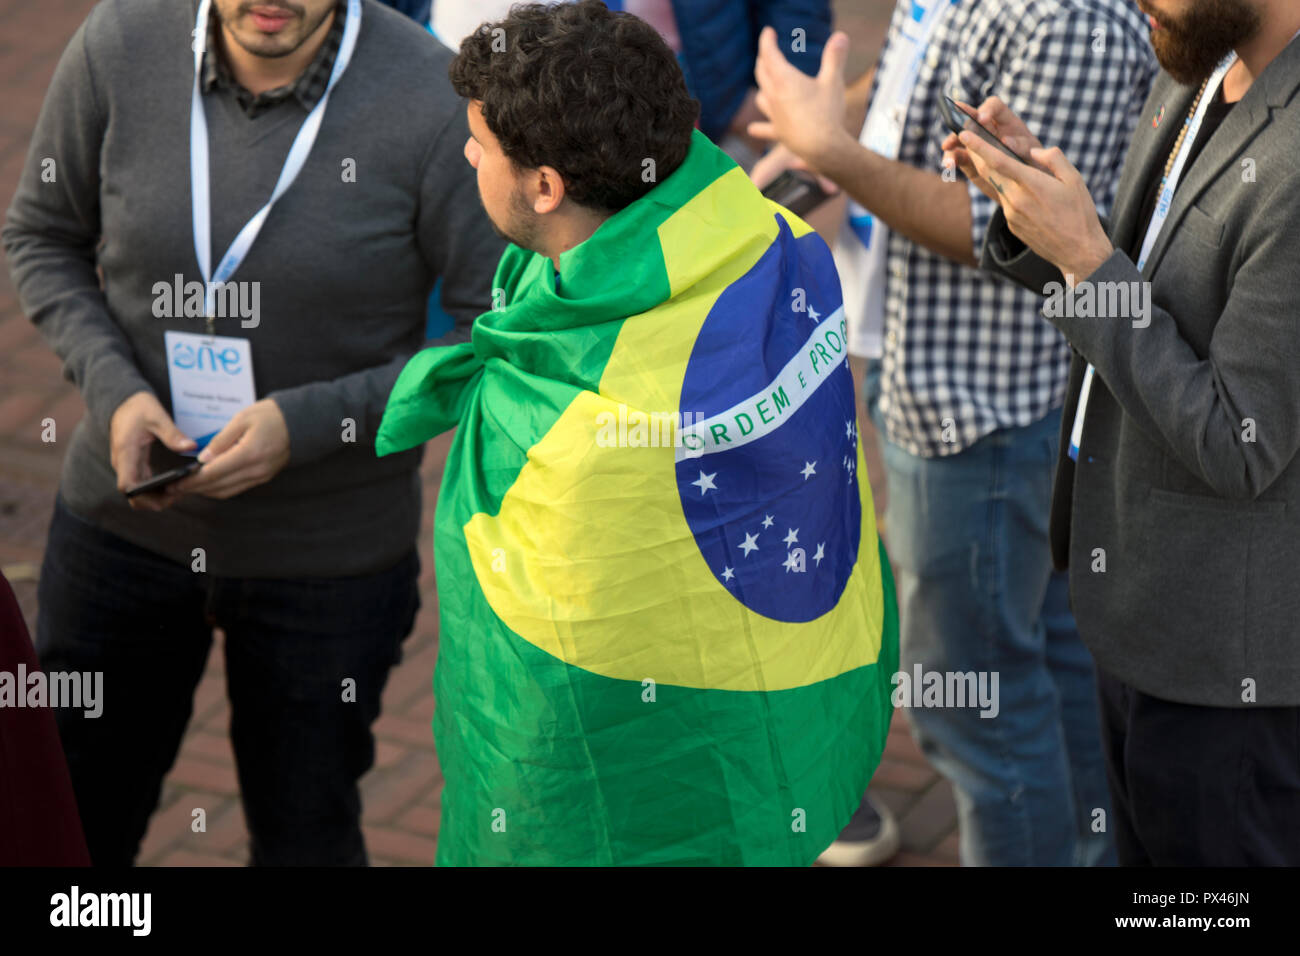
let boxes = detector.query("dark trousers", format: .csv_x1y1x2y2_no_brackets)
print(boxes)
36,497,419,866
1097,666,1300,865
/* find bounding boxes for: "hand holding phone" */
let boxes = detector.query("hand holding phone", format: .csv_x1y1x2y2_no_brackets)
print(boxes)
109,391,198,510
761,169,833,217
938,95,1029,165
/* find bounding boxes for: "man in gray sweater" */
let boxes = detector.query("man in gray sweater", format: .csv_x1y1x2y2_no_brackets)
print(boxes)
2,0,503,864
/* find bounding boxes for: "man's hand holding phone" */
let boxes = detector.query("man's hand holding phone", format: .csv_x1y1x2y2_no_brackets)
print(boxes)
113,393,291,507
940,96,1045,200
751,142,839,197
944,95,1113,280
110,391,197,511
173,398,291,501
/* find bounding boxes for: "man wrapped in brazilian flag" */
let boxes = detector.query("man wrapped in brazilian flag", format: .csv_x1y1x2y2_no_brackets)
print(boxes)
376,0,898,866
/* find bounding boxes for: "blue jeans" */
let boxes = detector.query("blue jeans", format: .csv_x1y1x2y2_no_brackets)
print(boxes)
864,363,1113,865
36,497,420,866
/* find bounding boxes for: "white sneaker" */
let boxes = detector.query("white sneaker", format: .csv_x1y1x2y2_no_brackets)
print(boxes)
817,793,901,866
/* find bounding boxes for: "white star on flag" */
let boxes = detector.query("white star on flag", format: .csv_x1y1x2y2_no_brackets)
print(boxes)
807,305,820,321
722,566,735,582
782,551,801,572
691,470,717,495
845,420,854,440
761,514,774,529
783,528,799,546
801,461,817,480
813,543,825,565
739,532,759,556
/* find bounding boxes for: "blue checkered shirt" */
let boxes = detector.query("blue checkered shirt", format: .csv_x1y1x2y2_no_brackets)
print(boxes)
869,0,1157,456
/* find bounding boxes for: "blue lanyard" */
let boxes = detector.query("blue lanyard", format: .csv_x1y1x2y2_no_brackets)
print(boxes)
189,0,362,325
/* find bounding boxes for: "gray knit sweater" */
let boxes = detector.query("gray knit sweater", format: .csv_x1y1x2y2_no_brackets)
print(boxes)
3,0,503,577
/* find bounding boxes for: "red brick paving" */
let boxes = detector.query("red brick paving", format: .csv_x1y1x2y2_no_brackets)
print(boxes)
0,0,957,866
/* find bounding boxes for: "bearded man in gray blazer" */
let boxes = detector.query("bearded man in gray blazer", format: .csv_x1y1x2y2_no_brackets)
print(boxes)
944,0,1300,864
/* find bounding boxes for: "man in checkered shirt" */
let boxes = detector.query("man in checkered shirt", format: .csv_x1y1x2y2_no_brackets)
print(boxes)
752,0,1156,865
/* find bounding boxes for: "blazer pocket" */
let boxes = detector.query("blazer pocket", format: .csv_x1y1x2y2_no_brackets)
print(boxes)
1180,204,1224,248
1149,487,1285,514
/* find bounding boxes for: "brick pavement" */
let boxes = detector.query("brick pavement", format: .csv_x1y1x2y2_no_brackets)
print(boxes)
0,0,957,866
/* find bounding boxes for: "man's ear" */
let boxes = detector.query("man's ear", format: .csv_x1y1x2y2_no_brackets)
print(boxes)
533,165,567,214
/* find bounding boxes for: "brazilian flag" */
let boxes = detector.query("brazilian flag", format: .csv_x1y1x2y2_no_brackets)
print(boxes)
377,130,898,866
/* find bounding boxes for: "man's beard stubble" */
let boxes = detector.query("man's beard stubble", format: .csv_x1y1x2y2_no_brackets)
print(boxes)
217,2,332,59
489,186,543,253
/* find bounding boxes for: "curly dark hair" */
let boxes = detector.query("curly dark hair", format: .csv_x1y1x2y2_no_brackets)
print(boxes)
449,0,700,213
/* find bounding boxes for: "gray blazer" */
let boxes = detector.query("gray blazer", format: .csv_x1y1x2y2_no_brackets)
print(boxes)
980,38,1300,707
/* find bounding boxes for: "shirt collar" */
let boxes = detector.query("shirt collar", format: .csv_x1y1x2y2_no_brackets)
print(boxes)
200,0,347,118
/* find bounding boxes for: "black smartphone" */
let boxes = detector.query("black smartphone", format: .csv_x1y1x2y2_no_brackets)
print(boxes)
761,169,833,217
938,95,1029,165
124,460,202,498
